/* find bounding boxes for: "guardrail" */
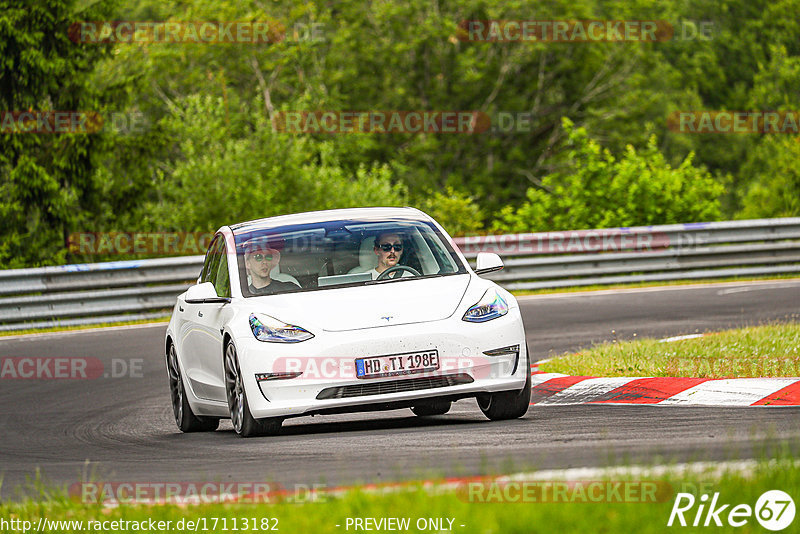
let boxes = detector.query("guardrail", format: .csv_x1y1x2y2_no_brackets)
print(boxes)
453,218,800,290
0,256,203,331
1,218,799,331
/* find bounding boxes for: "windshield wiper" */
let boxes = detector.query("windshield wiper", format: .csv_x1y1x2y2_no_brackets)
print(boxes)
366,273,445,285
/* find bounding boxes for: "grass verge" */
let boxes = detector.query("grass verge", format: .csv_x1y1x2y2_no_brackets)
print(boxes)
539,323,800,378
3,454,800,533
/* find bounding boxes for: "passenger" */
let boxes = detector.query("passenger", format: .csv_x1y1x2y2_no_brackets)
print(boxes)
244,239,298,295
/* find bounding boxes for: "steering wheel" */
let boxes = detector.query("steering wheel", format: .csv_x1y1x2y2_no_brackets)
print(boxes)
376,265,421,280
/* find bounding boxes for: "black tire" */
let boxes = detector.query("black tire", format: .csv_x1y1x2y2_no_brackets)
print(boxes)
167,343,220,432
224,340,282,438
477,348,532,421
411,400,452,416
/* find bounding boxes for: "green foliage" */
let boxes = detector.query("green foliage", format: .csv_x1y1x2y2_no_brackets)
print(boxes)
4,0,800,268
140,94,405,233
102,0,729,219
736,45,800,218
418,187,484,236
0,0,116,268
491,119,724,233
737,136,800,218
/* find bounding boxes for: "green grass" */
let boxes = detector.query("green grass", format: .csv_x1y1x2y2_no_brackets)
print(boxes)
511,275,800,297
3,455,800,533
539,323,800,378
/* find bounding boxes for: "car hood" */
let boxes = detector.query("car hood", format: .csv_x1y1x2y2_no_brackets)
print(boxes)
250,274,472,332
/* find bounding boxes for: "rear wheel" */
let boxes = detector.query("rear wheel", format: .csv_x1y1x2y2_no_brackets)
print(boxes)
477,348,531,421
411,400,452,416
167,343,219,432
224,340,282,438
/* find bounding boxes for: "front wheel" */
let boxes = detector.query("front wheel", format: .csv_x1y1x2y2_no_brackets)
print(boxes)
167,343,219,432
224,341,282,438
477,348,531,421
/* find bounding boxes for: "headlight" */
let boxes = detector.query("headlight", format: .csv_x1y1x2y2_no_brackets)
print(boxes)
462,289,508,323
249,313,314,343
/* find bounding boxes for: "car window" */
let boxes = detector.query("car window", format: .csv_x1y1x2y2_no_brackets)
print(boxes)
234,218,466,296
213,248,231,297
201,235,224,285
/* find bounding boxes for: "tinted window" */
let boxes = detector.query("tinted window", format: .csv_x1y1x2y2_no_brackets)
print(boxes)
201,235,224,285
234,218,466,297
213,250,231,297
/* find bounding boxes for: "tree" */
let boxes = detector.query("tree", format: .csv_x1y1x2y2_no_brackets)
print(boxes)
0,0,116,267
137,94,406,235
737,136,800,219
736,45,800,218
491,119,724,233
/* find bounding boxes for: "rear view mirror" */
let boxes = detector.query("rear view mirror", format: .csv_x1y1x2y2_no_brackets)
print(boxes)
475,252,504,275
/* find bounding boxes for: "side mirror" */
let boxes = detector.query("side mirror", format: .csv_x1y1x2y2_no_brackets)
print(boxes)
185,282,230,304
475,252,504,275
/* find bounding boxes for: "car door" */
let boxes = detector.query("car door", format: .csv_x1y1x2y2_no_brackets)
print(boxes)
195,242,234,402
180,235,229,402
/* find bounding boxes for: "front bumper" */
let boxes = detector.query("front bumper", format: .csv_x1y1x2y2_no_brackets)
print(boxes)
236,307,527,419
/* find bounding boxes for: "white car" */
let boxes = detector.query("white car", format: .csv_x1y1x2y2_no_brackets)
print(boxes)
165,207,530,437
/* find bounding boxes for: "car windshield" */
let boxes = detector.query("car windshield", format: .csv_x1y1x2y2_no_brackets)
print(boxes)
233,218,467,297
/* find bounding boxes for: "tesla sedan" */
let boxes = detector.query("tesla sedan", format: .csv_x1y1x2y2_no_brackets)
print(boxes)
165,207,530,437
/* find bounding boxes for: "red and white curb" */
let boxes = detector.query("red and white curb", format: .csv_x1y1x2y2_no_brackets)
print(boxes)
529,372,800,406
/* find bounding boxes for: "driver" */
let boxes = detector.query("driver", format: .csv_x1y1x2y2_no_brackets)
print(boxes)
370,232,412,280
244,238,299,295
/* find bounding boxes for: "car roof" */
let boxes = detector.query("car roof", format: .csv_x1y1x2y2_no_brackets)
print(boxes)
229,207,432,234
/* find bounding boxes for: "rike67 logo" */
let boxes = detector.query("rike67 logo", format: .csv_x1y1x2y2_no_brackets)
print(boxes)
668,490,795,531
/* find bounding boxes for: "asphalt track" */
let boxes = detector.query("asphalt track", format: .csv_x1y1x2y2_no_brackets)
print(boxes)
1,279,799,499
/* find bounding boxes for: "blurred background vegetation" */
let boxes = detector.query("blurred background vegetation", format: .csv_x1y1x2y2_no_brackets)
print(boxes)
2,0,799,267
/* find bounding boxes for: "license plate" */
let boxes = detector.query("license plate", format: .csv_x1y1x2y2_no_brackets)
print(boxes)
355,350,440,379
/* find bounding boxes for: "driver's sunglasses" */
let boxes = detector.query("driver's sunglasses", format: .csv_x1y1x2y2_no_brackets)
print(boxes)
252,253,273,262
379,243,403,252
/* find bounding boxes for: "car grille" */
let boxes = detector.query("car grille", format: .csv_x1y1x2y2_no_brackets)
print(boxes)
316,373,474,400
